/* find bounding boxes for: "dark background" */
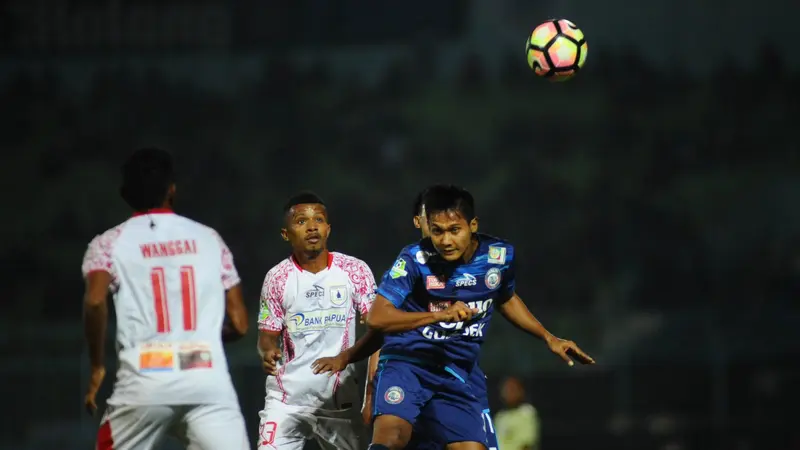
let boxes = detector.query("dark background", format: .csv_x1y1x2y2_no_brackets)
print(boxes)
0,1,798,449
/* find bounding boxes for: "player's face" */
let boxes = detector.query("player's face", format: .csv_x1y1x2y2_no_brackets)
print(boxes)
282,203,330,253
427,209,478,262
501,378,525,406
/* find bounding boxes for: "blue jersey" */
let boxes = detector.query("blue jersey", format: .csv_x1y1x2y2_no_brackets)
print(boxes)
376,233,516,379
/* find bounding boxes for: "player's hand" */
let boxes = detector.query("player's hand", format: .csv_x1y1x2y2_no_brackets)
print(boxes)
546,337,595,366
261,348,282,376
437,301,479,323
311,352,349,376
84,365,106,416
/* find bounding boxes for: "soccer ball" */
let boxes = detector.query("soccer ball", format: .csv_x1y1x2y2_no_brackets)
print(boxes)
526,19,588,81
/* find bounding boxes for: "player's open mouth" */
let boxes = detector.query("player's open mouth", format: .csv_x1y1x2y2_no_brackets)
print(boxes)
306,235,320,244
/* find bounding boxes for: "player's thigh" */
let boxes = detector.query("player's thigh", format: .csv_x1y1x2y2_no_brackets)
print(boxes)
481,409,499,450
315,408,364,450
372,360,431,425
181,403,249,450
257,402,312,450
420,380,486,447
97,404,175,450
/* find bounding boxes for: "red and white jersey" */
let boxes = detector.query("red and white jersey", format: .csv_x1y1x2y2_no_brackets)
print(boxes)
81,209,241,406
258,252,376,410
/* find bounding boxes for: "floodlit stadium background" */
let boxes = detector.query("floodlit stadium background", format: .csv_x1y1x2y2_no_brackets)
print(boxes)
1,1,799,449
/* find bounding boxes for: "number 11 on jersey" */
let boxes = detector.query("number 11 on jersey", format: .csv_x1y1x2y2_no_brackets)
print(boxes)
150,266,197,332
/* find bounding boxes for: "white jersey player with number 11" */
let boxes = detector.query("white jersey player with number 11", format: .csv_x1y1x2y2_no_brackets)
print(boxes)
256,192,377,450
82,148,251,450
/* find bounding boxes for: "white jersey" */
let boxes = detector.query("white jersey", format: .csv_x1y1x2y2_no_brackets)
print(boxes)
257,252,376,410
81,209,241,406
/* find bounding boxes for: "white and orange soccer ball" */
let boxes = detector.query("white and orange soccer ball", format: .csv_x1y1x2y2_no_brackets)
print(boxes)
526,19,588,81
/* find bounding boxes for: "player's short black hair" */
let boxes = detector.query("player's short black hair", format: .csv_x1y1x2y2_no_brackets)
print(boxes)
283,191,326,214
412,189,426,218
421,185,476,222
119,147,175,211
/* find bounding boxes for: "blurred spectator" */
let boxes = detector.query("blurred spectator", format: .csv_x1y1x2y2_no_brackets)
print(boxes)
495,376,540,450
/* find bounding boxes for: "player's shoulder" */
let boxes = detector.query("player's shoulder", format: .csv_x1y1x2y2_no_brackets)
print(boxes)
171,214,225,242
330,251,372,273
87,221,128,250
477,233,516,262
263,257,296,286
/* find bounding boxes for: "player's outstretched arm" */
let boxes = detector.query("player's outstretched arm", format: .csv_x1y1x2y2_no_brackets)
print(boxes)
83,270,112,415
366,295,472,333
498,293,595,366
222,284,248,342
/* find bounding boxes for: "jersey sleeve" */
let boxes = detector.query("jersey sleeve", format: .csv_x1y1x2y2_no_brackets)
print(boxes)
376,251,420,308
498,245,517,303
258,268,286,332
351,259,377,316
213,232,241,290
81,234,116,281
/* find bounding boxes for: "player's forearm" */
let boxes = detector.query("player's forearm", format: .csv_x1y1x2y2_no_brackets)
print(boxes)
499,294,556,344
257,331,280,357
342,328,384,364
366,308,442,333
83,301,108,367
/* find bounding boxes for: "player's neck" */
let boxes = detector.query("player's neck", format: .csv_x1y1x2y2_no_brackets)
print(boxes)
459,238,479,263
293,249,331,273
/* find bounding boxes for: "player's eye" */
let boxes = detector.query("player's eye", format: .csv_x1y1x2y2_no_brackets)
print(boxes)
315,217,324,223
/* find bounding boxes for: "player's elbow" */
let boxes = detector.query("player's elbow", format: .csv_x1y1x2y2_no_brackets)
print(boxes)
365,311,387,331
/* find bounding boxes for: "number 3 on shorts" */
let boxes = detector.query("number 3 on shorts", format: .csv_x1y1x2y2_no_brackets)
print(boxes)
259,421,277,445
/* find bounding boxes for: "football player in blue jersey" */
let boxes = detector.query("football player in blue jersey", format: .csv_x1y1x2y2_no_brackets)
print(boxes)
360,188,500,450
312,185,594,450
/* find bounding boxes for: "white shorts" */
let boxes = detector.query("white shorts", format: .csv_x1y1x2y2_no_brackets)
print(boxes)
257,400,363,450
96,403,249,450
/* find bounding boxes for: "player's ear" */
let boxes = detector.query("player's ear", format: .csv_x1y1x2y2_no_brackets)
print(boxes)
413,216,421,229
167,183,177,204
469,217,479,233
280,228,289,242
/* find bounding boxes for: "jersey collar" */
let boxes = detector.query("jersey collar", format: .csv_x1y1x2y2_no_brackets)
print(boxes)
291,252,334,272
131,207,174,217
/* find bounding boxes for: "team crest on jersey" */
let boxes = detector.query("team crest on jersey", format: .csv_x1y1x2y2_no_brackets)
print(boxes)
329,285,348,306
426,275,446,290
384,386,405,404
389,259,407,279
487,246,507,265
485,268,502,289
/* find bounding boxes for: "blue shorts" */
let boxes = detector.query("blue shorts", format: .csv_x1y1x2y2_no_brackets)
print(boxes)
407,365,499,450
373,358,485,445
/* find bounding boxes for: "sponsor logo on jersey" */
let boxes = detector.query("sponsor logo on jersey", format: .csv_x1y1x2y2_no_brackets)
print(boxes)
428,300,452,312
258,301,270,321
487,246,507,265
422,299,494,340
426,275,445,290
329,285,348,306
178,343,213,370
305,285,325,298
287,308,348,333
389,259,407,279
384,386,405,404
139,342,174,372
485,268,502,289
455,273,478,287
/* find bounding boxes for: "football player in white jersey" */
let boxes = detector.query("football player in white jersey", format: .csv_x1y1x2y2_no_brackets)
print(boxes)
82,148,251,450
256,191,378,450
